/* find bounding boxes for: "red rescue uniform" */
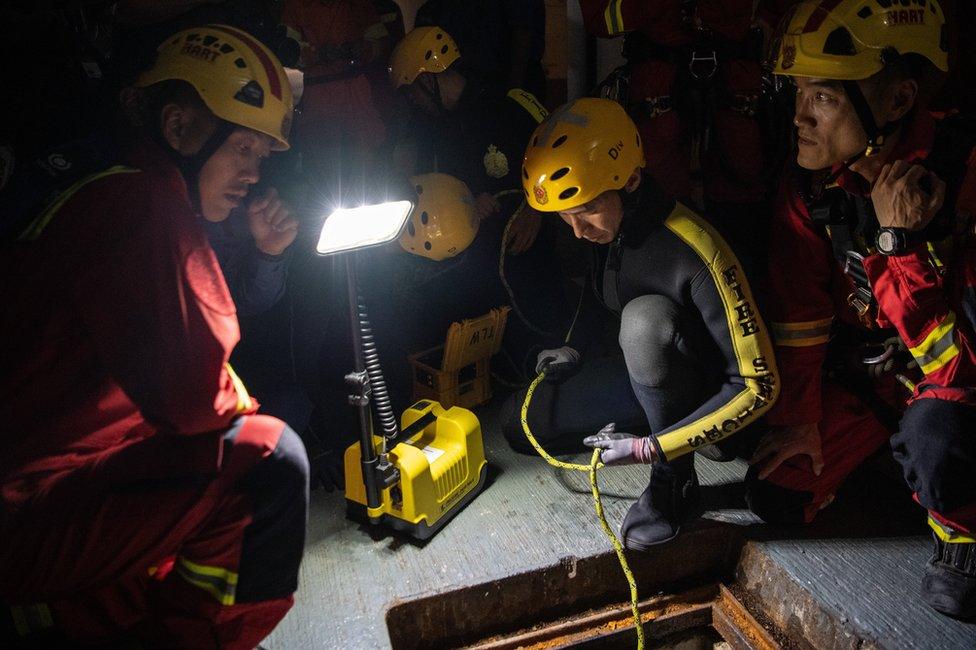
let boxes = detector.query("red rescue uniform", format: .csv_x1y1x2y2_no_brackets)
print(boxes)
766,111,976,529
0,137,306,647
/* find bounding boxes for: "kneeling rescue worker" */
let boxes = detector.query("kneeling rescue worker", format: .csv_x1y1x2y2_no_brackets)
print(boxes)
765,0,976,620
0,25,309,646
522,97,780,550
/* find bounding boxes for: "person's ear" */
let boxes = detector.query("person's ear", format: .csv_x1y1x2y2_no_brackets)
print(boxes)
159,102,192,152
159,102,215,155
624,169,642,192
885,78,918,123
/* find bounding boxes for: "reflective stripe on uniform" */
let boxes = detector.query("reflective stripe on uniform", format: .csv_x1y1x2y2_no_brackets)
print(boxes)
17,166,140,242
8,603,53,637
929,515,976,544
770,317,833,347
507,88,549,125
225,363,253,413
910,311,961,375
603,0,626,34
176,556,239,606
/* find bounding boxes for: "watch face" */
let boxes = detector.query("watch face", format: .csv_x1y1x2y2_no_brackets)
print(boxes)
877,230,897,254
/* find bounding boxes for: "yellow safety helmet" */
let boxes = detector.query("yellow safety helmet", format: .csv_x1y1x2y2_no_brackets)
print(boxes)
400,173,479,261
136,25,294,150
769,0,948,81
389,26,460,88
522,97,645,212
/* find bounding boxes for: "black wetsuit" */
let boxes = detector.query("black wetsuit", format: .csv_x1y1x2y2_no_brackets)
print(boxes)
504,173,779,461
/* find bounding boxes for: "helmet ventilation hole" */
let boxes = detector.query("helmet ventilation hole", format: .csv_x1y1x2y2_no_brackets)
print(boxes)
234,58,247,69
421,211,429,225
424,241,432,250
532,136,539,146
436,33,443,39
559,187,579,200
857,6,872,19
522,167,529,179
613,175,619,182
408,222,416,236
550,167,570,181
823,27,856,56
441,45,449,54
425,50,433,60
552,135,568,148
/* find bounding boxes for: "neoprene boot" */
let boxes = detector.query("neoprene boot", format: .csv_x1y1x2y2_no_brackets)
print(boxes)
621,455,703,550
922,533,976,621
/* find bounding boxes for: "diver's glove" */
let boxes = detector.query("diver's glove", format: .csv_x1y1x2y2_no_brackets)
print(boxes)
583,423,656,466
535,346,581,382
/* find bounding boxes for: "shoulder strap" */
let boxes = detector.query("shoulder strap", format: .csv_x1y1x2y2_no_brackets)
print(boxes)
506,88,548,125
17,165,140,242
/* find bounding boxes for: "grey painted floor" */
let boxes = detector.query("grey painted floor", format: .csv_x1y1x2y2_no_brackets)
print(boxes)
264,399,976,649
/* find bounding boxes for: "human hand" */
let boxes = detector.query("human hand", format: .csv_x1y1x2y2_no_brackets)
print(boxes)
505,206,543,254
248,187,298,256
535,346,580,377
583,423,655,466
872,160,946,232
750,423,823,480
474,192,500,221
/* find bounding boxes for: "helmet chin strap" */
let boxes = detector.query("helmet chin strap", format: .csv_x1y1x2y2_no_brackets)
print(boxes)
155,118,236,213
818,80,903,186
842,79,903,158
416,73,447,117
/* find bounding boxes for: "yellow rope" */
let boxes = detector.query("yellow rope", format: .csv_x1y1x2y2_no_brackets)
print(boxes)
521,372,645,649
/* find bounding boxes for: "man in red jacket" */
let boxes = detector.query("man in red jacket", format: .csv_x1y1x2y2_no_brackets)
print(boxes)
763,0,976,620
0,25,308,646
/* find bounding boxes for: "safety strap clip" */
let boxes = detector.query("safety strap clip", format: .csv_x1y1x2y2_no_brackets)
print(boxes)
689,49,718,80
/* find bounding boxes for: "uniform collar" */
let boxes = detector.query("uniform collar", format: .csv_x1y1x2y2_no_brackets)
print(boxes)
618,171,676,246
122,135,191,203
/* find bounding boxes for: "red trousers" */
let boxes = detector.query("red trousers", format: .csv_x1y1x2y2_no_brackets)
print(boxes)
1,414,306,648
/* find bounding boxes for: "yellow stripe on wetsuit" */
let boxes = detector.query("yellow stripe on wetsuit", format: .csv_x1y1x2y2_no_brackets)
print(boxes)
603,0,626,35
507,88,549,124
656,206,780,460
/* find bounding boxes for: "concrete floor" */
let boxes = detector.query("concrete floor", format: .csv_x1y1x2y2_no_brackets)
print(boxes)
264,398,976,649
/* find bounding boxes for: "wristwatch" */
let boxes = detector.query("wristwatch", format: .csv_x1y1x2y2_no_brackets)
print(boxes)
875,227,910,256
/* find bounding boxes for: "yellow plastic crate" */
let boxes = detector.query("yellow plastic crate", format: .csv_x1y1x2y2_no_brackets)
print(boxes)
408,306,511,409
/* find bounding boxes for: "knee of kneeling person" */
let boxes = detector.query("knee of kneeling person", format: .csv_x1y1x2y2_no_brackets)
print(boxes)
270,424,311,492
619,295,681,384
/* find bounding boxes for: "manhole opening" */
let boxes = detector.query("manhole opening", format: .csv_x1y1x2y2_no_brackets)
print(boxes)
459,584,777,650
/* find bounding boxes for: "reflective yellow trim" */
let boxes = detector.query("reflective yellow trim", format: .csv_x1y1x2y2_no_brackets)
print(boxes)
17,166,140,241
225,363,253,413
929,516,976,544
657,206,779,460
771,318,833,347
507,88,549,125
9,606,29,637
603,0,625,34
909,311,961,375
176,556,238,606
8,604,53,637
927,241,945,270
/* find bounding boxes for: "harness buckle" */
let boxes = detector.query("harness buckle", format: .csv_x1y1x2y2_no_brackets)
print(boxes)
689,49,718,80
